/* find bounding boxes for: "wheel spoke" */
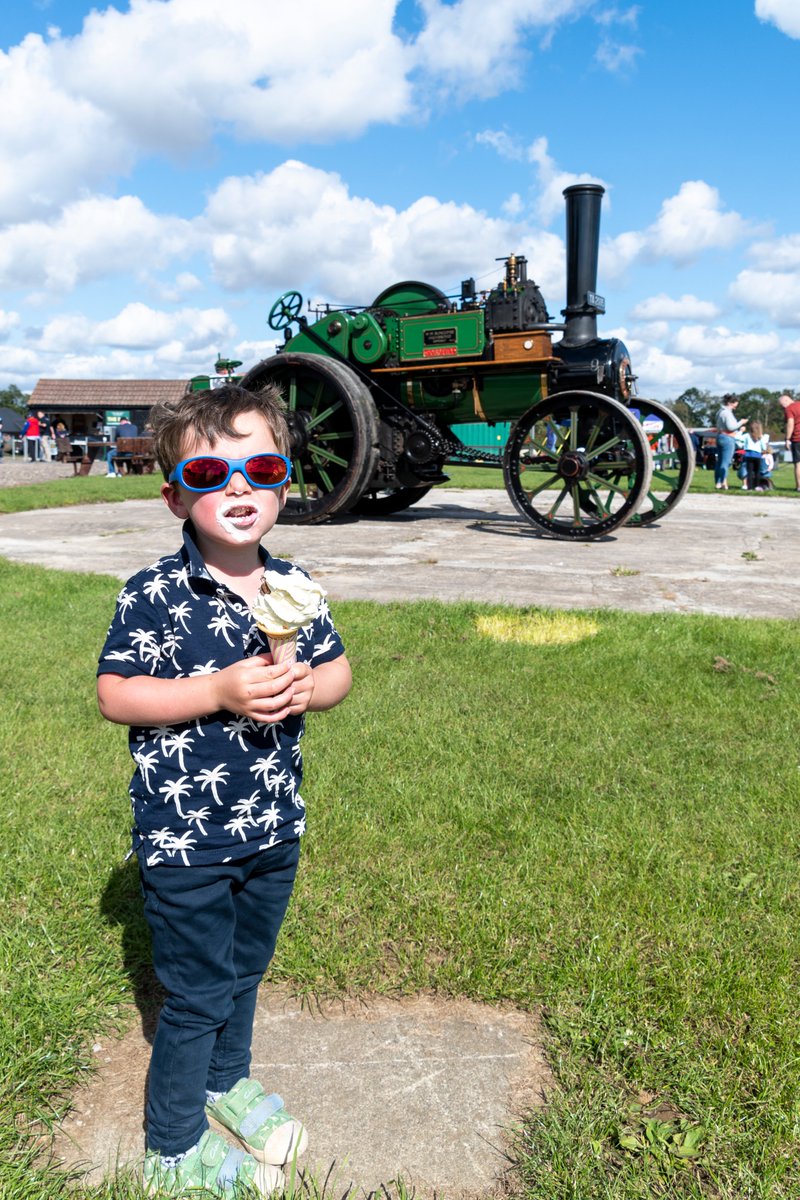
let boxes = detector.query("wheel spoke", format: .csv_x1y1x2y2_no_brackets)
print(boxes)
305,399,343,431
586,469,629,498
309,443,349,469
569,409,579,450
292,459,308,503
523,471,560,498
547,486,570,518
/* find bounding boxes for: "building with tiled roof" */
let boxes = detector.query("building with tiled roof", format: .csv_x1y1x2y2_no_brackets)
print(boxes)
29,379,189,436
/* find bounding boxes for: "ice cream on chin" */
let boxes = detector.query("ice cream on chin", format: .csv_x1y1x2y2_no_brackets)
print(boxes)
252,568,326,664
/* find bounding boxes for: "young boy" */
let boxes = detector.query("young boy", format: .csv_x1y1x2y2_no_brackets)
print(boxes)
97,383,352,1196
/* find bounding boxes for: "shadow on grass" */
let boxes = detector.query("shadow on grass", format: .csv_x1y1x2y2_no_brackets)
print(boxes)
101,857,164,1044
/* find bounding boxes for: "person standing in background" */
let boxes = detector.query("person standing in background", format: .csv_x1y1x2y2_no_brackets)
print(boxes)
37,411,54,462
21,411,40,462
714,394,746,490
779,393,800,491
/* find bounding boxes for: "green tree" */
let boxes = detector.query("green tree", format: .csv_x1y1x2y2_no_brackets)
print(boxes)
670,387,715,428
0,384,30,415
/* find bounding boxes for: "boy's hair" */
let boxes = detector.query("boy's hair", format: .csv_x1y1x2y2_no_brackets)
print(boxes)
150,383,290,480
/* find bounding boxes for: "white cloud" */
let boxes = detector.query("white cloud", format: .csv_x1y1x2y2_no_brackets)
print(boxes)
672,324,781,362
476,132,606,224
747,233,800,271
755,0,800,38
595,38,642,72
413,0,590,94
0,196,195,291
729,268,800,326
630,293,721,322
647,182,748,263
0,309,20,339
602,182,749,279
0,0,601,223
203,160,566,303
39,303,235,354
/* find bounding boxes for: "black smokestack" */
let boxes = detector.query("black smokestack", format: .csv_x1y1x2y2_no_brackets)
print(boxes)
562,183,605,347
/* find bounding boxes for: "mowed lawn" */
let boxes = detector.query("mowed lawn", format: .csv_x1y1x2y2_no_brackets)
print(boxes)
0,556,798,1199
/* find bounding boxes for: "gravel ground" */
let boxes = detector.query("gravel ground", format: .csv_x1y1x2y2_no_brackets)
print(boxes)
0,457,109,486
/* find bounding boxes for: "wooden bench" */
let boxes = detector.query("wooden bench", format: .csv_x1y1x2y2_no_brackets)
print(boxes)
115,437,156,474
55,436,92,476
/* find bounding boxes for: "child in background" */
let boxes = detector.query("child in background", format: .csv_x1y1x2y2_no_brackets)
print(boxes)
741,419,770,492
97,383,352,1196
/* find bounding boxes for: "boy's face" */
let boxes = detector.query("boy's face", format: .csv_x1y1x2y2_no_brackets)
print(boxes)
161,411,290,553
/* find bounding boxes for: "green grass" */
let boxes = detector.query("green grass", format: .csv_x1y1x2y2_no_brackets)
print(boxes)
0,472,163,513
1,558,798,1198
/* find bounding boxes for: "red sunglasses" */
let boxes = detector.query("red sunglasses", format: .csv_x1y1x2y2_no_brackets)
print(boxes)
169,453,292,492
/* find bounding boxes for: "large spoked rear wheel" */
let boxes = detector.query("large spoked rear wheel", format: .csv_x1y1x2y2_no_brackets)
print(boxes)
240,353,379,524
503,390,653,540
627,398,695,526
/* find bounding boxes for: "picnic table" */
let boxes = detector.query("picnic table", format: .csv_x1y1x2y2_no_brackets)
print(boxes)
114,437,156,474
56,437,109,475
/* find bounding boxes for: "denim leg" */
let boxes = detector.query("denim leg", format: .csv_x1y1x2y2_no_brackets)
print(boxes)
207,840,300,1093
715,434,734,484
139,860,241,1155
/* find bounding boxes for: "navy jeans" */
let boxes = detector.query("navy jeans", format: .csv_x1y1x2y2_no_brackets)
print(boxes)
138,839,300,1155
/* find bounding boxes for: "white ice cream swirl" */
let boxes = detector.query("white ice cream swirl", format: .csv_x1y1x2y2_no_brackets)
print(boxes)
252,568,326,636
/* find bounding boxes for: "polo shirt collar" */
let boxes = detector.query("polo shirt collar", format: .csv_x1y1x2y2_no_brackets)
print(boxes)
180,519,270,587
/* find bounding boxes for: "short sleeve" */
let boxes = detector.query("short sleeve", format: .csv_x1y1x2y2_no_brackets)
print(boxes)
97,579,167,678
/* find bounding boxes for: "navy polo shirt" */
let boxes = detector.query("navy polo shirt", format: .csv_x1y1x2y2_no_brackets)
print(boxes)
97,522,344,867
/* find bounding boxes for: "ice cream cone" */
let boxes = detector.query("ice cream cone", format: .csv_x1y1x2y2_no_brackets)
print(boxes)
267,630,297,665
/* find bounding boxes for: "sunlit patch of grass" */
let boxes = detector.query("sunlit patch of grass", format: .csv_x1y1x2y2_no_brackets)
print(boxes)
474,610,599,645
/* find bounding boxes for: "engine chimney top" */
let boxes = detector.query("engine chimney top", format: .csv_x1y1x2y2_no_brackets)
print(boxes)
561,183,606,347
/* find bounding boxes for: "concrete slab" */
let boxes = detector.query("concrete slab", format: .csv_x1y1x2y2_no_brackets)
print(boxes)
1,488,798,618
52,992,548,1198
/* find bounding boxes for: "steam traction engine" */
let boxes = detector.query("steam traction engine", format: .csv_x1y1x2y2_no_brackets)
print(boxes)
231,184,693,540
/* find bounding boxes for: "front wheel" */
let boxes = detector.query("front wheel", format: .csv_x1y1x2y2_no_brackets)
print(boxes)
240,353,379,523
503,391,652,540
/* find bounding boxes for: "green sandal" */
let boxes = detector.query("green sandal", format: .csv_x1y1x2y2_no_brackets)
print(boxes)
206,1079,308,1167
143,1128,284,1196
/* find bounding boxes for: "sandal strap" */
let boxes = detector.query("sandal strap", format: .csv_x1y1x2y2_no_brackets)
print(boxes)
217,1145,248,1187
239,1093,285,1137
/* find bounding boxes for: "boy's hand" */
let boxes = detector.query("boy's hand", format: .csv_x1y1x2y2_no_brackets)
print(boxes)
213,653,294,723
286,661,315,715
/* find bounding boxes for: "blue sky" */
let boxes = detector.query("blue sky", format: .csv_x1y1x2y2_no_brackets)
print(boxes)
1,0,799,400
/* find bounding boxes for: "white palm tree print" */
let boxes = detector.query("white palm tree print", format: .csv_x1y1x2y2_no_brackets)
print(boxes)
224,813,253,840
224,715,255,752
250,753,279,785
208,611,236,646
164,729,195,772
185,807,212,835
159,775,193,819
257,802,280,832
166,829,198,865
118,589,137,624
194,764,229,804
143,574,170,603
231,792,260,822
133,749,160,794
169,600,193,631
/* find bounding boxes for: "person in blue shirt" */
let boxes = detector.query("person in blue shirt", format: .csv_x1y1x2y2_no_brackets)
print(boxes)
97,383,352,1196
